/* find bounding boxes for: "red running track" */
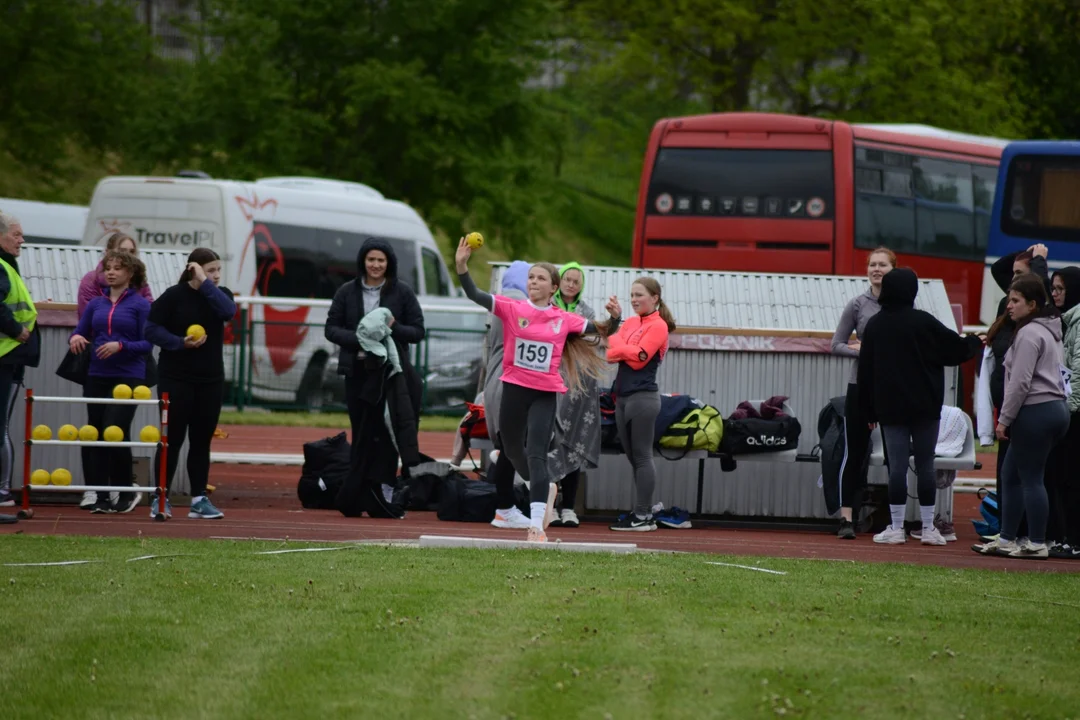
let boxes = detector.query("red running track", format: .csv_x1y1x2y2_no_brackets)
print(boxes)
8,426,1043,572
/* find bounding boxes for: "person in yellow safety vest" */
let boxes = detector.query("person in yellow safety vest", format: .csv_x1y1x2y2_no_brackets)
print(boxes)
0,212,40,515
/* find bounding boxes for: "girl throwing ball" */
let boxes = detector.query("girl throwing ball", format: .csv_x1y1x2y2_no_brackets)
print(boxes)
456,237,610,542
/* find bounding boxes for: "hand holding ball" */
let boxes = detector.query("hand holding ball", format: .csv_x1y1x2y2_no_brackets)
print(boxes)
187,324,206,341
465,232,484,250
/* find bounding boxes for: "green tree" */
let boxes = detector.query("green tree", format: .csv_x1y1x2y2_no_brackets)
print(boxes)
138,0,561,257
0,1,158,172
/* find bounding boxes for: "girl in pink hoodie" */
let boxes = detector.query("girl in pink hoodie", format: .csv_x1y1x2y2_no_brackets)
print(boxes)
976,274,1070,559
77,233,153,319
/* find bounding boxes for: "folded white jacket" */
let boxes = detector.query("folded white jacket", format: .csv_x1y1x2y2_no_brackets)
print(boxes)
975,346,996,446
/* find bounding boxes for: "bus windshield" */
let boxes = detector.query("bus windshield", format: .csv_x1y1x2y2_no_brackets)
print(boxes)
1002,154,1080,238
646,148,834,219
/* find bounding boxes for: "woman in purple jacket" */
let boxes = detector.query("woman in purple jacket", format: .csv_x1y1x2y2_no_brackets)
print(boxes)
77,233,153,318
69,250,153,514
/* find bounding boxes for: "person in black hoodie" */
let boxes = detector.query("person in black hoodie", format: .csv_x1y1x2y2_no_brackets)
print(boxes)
324,238,425,516
0,212,40,515
1045,266,1080,557
145,248,237,520
858,268,983,547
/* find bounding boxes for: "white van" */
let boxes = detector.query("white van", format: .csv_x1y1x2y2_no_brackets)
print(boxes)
82,175,480,407
0,197,88,245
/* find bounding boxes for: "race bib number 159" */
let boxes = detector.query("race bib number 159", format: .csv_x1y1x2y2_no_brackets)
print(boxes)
514,338,553,373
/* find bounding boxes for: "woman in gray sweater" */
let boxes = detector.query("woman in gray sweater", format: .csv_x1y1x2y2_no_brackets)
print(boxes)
829,247,895,540
976,274,1070,559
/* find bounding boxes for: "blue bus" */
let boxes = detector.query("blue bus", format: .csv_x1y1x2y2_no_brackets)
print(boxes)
982,140,1080,323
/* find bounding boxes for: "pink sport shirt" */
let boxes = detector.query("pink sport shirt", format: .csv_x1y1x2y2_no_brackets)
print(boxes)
493,295,588,394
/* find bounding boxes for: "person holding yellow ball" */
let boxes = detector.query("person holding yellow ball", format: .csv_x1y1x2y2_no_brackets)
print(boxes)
69,249,152,514
145,248,235,520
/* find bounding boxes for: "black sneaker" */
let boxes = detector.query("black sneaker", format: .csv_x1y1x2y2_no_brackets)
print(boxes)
609,513,657,532
837,519,856,540
1050,543,1080,560
91,497,116,514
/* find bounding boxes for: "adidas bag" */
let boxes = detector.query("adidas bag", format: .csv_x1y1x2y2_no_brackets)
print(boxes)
658,405,724,453
721,416,802,455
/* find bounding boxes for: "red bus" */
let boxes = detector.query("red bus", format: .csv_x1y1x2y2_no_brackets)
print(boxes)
633,113,1009,327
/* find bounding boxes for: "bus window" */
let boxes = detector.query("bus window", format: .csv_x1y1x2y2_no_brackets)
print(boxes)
422,247,450,296
1004,155,1080,236
646,148,834,219
913,157,975,259
855,150,916,252
973,165,997,255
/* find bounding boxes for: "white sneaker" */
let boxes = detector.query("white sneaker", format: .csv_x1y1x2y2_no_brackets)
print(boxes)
80,491,97,509
973,537,1019,556
1009,539,1049,559
559,509,580,528
491,507,530,530
919,526,947,546
873,526,907,545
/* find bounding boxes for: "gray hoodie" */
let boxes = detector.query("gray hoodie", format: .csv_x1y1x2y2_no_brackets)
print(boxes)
831,289,882,385
1001,316,1067,427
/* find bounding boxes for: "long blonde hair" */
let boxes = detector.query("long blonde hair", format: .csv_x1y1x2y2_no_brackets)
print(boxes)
530,262,609,395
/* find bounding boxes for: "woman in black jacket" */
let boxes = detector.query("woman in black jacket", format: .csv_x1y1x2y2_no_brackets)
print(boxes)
324,238,425,516
858,268,983,547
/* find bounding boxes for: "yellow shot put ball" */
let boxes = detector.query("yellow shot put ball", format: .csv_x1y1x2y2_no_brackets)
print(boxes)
113,384,133,400
187,324,207,341
78,425,99,442
465,232,484,250
31,424,52,441
139,426,161,444
58,424,78,441
51,468,73,486
31,469,52,486
103,426,125,443
133,385,152,400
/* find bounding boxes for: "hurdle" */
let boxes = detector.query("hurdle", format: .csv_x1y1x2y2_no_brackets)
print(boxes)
17,389,171,521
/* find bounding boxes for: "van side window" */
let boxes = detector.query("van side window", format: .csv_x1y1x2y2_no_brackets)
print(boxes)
314,228,418,294
255,223,320,298
422,248,450,296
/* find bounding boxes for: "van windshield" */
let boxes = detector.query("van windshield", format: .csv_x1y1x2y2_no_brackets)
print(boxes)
256,222,418,299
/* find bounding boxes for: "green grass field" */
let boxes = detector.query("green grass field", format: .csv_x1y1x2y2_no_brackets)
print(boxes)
1,536,1075,719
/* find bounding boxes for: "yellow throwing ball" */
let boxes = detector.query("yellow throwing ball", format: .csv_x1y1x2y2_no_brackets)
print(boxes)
78,425,99,442
103,426,125,443
112,384,133,400
187,324,206,341
31,469,51,486
465,232,484,250
58,424,78,441
133,385,152,400
51,468,72,486
139,425,161,444
31,424,52,441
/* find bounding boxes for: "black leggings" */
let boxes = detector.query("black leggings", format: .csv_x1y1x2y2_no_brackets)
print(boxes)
154,378,224,498
558,470,580,512
1001,400,1070,544
83,376,140,488
499,382,557,504
881,420,939,507
840,383,871,510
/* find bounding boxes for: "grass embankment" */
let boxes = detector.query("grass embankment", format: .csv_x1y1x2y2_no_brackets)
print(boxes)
1,535,1076,719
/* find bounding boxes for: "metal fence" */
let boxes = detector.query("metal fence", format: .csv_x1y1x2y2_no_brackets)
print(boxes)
227,299,488,415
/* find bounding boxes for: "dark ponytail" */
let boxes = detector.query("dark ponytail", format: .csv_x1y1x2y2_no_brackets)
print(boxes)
179,248,221,284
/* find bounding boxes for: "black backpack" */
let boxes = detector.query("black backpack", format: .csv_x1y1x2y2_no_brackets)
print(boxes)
296,432,351,510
